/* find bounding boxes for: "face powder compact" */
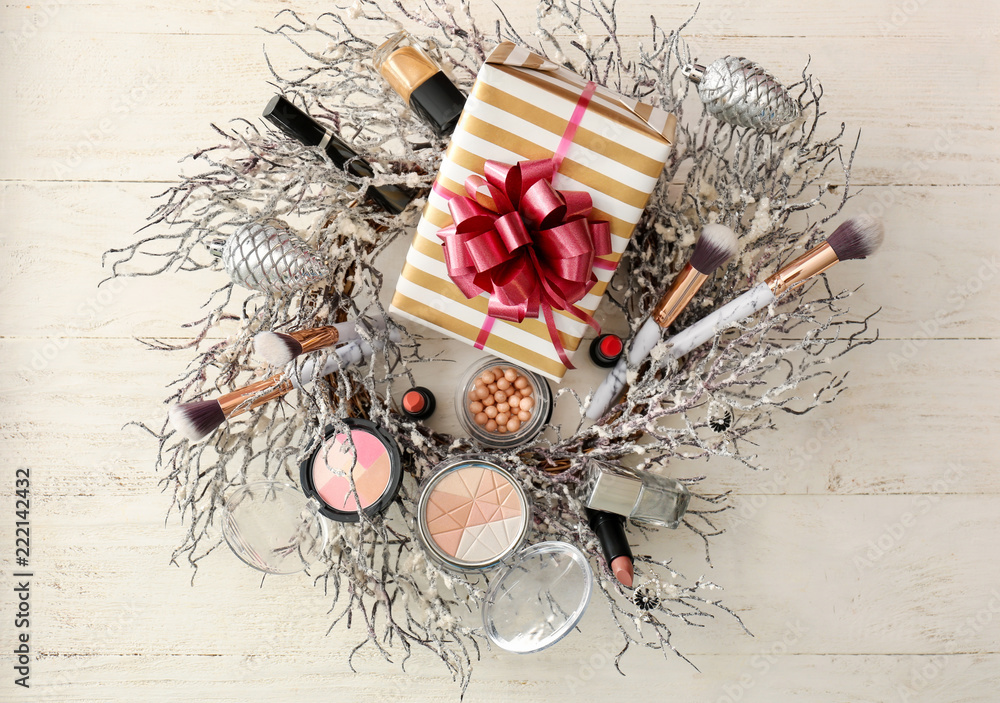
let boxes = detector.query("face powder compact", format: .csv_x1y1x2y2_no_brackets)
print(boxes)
416,458,594,654
455,358,553,449
299,418,403,522
416,459,531,570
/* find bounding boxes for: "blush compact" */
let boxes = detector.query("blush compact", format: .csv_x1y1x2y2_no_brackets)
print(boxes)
299,418,403,522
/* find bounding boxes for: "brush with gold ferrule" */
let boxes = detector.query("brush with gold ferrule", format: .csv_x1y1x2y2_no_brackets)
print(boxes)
586,223,739,420
254,320,400,366
168,339,374,442
254,321,361,367
586,214,884,421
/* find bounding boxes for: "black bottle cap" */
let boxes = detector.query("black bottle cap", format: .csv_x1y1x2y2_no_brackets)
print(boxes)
262,95,415,215
263,94,326,147
409,71,466,137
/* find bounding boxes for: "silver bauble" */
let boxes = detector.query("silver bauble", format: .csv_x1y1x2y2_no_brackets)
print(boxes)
684,56,800,132
221,221,329,294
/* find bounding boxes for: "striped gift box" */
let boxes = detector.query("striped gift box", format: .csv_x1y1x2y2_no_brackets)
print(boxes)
390,42,676,381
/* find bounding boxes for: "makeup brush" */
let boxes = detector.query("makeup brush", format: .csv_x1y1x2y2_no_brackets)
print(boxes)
168,339,374,442
585,223,740,420
586,214,884,420
255,322,360,366
254,321,401,366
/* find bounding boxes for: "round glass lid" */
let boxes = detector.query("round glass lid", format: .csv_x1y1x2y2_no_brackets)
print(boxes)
221,481,328,575
482,541,593,654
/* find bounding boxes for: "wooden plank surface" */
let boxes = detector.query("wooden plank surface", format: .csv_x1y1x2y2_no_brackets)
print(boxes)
1,0,999,700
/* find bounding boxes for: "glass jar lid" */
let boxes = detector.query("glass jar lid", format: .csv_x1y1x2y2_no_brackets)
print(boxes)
482,541,593,654
221,481,328,575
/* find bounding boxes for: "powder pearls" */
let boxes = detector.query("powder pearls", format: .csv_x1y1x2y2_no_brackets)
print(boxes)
467,365,535,435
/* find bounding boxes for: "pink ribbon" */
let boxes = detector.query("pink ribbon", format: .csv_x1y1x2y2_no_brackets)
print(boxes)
435,82,612,369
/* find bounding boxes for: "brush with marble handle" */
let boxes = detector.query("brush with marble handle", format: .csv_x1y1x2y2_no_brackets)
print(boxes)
168,339,374,441
586,215,885,421
585,223,740,420
253,318,398,366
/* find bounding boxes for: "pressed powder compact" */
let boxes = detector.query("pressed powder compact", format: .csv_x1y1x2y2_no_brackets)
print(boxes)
416,459,531,570
456,357,553,449
416,458,594,654
373,31,467,136
299,418,403,522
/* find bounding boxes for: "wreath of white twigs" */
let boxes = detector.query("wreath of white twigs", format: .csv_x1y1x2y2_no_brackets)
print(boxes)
103,1,878,693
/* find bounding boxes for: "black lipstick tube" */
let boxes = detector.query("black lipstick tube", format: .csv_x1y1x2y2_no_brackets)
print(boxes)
263,95,415,215
586,508,633,568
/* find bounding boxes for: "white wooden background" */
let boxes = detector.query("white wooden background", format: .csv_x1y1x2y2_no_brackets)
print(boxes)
2,0,999,700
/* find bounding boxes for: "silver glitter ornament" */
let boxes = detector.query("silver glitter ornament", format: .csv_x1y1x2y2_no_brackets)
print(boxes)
221,221,329,294
683,56,800,132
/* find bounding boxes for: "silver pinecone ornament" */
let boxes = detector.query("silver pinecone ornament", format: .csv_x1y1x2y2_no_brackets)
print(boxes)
221,221,329,293
683,56,800,132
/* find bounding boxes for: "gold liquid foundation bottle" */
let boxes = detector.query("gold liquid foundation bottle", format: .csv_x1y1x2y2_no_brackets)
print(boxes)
373,32,466,137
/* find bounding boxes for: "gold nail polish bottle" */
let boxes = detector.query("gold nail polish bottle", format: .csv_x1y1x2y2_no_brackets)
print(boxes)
373,32,466,137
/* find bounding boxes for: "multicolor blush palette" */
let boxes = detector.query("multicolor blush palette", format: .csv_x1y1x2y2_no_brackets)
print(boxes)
417,459,530,570
299,419,402,523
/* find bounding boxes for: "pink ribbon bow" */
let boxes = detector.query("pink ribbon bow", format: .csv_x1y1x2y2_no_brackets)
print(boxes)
436,157,612,369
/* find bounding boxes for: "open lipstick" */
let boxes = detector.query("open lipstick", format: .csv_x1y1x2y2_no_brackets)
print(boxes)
263,94,415,214
373,31,466,137
586,508,634,588
400,386,436,420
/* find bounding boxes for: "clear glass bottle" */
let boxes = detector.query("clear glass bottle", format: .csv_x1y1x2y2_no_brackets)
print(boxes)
580,461,691,528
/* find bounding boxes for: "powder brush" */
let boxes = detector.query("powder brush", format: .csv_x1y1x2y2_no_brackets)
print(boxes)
586,215,885,421
168,339,374,442
254,320,400,366
586,223,739,420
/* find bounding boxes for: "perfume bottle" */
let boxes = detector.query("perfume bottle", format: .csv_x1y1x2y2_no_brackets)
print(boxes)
580,462,691,528
373,31,466,137
262,95,415,215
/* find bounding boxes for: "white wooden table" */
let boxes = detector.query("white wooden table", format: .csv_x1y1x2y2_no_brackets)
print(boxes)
2,1,999,700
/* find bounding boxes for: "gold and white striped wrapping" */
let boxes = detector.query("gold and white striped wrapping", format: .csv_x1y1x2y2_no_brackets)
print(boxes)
389,42,676,381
